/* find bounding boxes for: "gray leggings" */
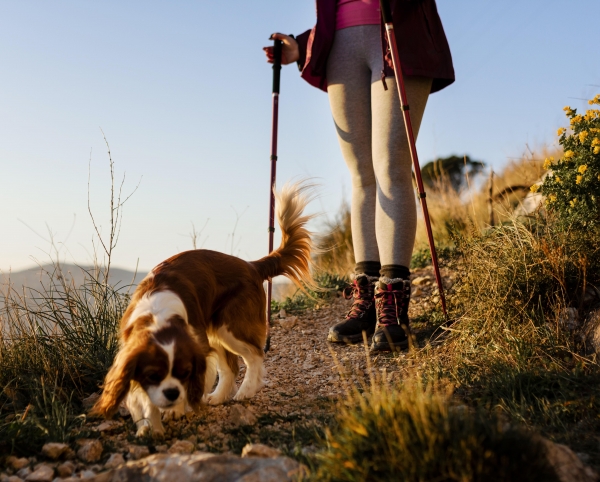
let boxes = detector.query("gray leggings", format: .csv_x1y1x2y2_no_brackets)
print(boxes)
327,25,431,268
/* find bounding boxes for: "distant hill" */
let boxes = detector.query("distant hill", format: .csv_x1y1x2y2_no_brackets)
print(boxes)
0,264,147,301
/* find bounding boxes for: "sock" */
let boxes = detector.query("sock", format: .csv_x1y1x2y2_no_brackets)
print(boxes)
355,261,381,278
380,264,410,281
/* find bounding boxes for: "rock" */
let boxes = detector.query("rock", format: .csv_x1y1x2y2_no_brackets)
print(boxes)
542,438,598,482
558,307,579,331
412,287,423,297
104,454,125,470
16,468,31,480
241,444,281,458
91,453,304,482
24,465,54,482
6,457,30,471
127,445,150,461
228,405,257,428
167,440,194,455
6,476,25,482
56,462,75,478
279,316,298,330
76,440,103,463
41,443,69,460
80,470,97,479
582,308,600,355
278,309,287,318
412,276,430,286
95,421,122,432
81,393,100,410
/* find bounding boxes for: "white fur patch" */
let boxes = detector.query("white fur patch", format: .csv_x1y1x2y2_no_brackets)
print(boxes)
128,290,188,329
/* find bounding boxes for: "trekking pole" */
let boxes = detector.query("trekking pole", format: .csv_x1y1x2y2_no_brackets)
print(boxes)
266,38,283,351
379,0,448,319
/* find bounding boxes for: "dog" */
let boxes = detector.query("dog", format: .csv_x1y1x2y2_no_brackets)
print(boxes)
89,182,313,436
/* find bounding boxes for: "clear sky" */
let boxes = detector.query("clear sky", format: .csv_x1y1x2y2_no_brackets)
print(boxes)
1,1,598,273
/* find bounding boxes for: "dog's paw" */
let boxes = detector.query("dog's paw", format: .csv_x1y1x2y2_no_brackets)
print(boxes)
206,392,229,406
162,407,185,422
135,424,152,438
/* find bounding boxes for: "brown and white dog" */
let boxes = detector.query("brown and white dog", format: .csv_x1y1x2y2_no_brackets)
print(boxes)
90,182,313,436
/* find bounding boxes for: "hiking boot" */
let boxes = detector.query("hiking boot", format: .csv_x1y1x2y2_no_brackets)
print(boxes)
327,274,377,344
371,278,411,352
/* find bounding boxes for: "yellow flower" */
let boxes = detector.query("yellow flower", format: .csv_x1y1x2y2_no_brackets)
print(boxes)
564,150,575,159
589,94,600,105
564,106,574,115
579,164,588,174
571,115,583,125
579,131,589,143
595,146,600,155
585,109,600,121
530,184,540,193
557,127,566,136
593,138,600,146
548,193,557,203
576,175,583,184
570,198,577,207
555,176,561,183
543,157,554,170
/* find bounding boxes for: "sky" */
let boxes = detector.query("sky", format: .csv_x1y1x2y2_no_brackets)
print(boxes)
1,1,599,274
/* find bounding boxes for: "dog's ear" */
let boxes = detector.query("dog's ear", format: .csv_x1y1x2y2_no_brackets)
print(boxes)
89,347,139,419
187,352,207,413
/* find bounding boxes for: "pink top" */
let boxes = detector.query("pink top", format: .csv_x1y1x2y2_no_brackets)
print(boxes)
336,0,381,31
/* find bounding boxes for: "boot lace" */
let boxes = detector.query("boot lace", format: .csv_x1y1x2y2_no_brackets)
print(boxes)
342,279,375,319
375,281,411,326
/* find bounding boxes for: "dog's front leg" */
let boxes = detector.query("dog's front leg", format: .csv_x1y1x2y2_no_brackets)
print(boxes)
126,384,164,437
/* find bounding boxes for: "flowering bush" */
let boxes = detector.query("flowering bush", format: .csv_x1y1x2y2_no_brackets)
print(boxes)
537,94,600,227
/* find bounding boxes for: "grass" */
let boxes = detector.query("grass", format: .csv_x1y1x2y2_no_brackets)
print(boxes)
0,263,130,455
311,379,560,482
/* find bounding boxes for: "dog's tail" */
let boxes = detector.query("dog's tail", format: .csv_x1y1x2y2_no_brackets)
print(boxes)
251,181,314,287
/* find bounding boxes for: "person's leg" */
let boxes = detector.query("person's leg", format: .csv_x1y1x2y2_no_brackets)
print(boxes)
327,26,379,267
371,75,432,270
367,32,433,351
326,26,379,343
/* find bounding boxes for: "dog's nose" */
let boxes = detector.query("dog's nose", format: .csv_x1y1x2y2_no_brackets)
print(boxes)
163,387,180,402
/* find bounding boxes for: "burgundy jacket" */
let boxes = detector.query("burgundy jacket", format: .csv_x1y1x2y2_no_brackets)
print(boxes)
295,0,454,93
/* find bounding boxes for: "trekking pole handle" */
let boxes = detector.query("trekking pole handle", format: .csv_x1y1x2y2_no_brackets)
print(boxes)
272,39,282,94
379,0,392,24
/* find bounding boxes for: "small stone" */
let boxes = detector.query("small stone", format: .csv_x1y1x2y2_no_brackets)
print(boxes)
6,476,25,482
228,405,257,428
278,309,287,318
411,287,423,297
241,443,281,458
279,316,298,330
95,420,122,432
167,440,195,454
104,453,125,470
79,470,96,479
127,445,150,460
6,457,30,471
16,468,31,480
412,276,430,286
76,439,103,463
56,461,75,478
41,443,69,460
24,465,53,482
155,445,168,453
81,393,99,410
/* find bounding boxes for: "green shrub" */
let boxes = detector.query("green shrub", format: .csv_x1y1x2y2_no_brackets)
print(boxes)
539,94,600,228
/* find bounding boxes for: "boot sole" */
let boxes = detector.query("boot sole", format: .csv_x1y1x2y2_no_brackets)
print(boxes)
370,338,409,353
327,329,374,344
